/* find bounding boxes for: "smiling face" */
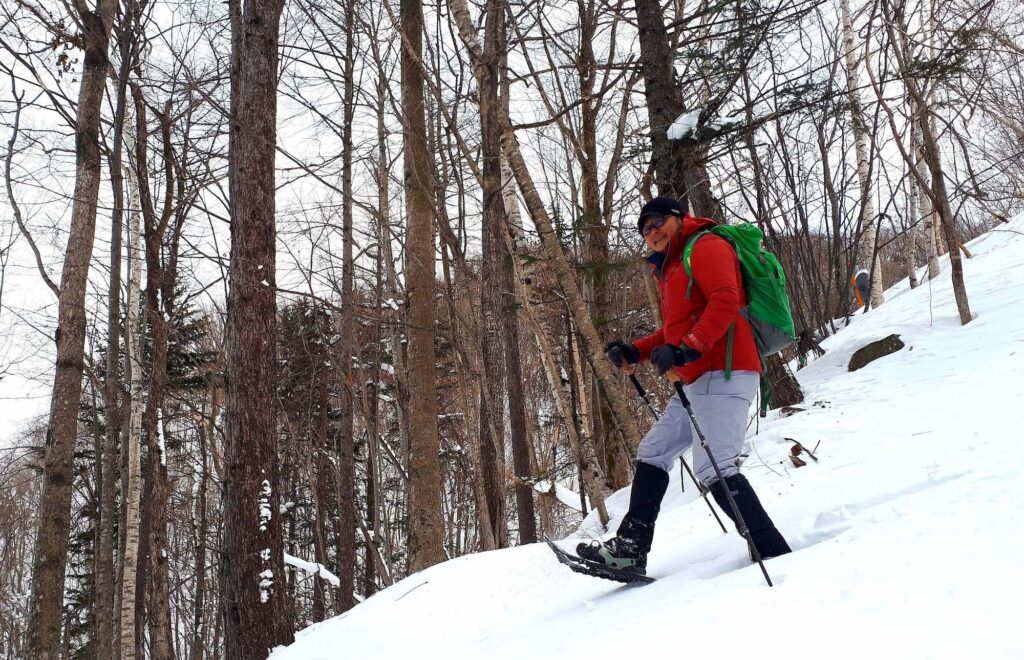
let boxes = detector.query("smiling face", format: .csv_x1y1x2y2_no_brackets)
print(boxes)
641,213,683,253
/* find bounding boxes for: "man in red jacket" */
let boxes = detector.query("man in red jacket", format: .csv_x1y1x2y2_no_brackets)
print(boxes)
577,196,790,575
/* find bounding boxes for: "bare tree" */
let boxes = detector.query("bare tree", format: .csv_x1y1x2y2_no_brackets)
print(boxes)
119,98,145,660
23,0,118,656
223,0,295,656
841,0,885,308
401,0,446,573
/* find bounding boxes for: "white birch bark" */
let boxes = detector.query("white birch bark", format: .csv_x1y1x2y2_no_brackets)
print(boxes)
841,0,884,307
119,106,144,660
906,107,920,289
915,123,940,279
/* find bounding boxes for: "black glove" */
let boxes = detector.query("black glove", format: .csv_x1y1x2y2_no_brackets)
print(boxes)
650,343,702,375
604,341,640,369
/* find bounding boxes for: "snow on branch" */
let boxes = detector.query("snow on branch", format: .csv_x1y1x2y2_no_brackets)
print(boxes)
534,480,591,513
284,553,340,587
667,108,744,141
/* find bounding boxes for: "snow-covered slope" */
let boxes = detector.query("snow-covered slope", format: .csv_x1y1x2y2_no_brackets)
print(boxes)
273,216,1024,660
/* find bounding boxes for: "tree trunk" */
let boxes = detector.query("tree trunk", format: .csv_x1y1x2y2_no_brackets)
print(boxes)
372,65,411,462
633,0,683,196
906,103,920,290
131,88,175,660
401,0,446,574
498,159,538,544
98,13,133,655
26,4,117,657
364,260,382,594
436,238,497,551
478,0,510,550
915,106,972,324
119,105,145,660
916,122,940,279
311,367,330,623
574,1,628,491
335,0,358,612
841,0,884,308
223,0,294,656
764,353,804,410
882,3,971,324
632,0,721,216
190,395,212,660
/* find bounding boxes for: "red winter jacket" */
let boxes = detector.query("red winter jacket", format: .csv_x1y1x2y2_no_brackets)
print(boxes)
633,214,762,384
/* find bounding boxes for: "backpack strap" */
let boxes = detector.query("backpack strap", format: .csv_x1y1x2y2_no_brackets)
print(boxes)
724,322,734,380
758,356,771,417
681,230,712,299
682,229,735,381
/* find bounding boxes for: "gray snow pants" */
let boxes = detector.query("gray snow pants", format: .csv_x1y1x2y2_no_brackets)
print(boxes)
637,370,759,486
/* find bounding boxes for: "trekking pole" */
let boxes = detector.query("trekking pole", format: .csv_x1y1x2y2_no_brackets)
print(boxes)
623,364,728,534
666,368,775,587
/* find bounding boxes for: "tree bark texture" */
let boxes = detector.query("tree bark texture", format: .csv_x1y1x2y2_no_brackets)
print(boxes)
401,0,446,574
478,0,511,550
499,160,538,543
915,121,940,279
906,104,920,289
224,0,294,656
132,91,175,660
26,3,117,657
119,103,145,660
335,0,358,611
97,16,133,655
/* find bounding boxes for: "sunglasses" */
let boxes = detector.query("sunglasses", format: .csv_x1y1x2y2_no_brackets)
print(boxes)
641,214,673,236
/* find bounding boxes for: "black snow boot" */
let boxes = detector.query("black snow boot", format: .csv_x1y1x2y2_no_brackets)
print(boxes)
710,474,792,561
577,462,669,575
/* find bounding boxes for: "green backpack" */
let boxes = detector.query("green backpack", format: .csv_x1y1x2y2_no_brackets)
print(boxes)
682,223,796,410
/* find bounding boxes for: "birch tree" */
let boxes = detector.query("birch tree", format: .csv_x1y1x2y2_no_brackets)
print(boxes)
841,0,885,308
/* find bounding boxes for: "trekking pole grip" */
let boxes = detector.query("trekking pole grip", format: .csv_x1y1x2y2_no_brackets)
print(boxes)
665,369,691,406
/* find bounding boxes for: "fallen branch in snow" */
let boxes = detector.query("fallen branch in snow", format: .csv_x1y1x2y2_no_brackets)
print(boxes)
786,438,820,462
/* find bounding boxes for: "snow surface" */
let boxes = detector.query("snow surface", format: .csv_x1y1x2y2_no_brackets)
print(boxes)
272,216,1024,660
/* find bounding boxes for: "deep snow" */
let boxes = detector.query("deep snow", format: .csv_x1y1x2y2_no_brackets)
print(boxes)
273,215,1024,660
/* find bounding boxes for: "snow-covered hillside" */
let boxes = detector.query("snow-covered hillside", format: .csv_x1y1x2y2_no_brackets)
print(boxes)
273,216,1024,660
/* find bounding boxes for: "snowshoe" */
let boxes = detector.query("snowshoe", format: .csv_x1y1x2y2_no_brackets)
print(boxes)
545,538,655,586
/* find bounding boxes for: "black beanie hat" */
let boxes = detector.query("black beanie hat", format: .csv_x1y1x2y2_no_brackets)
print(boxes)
638,196,688,234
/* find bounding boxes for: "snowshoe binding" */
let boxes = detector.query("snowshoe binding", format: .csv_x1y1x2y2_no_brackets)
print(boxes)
575,536,648,575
